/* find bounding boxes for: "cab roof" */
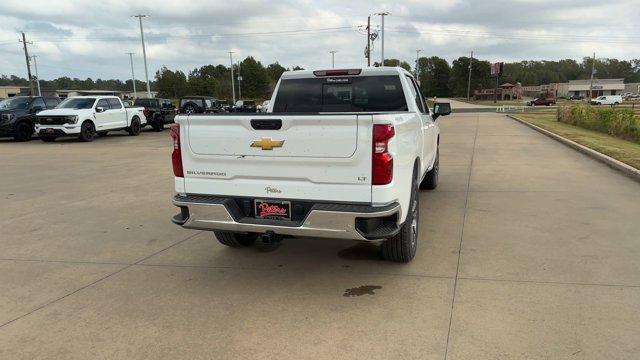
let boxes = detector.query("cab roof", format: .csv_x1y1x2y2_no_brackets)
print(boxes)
280,66,412,80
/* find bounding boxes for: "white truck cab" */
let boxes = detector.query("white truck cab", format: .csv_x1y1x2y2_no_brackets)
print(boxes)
35,96,146,142
170,67,451,262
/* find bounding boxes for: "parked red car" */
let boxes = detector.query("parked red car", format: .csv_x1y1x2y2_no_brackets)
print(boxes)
527,98,556,106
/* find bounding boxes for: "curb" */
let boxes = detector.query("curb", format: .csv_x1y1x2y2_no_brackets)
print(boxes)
506,114,640,183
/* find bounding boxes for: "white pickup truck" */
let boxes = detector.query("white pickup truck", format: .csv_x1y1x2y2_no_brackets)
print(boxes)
171,67,451,262
35,96,146,142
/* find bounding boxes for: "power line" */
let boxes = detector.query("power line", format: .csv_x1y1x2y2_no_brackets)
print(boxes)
386,27,640,44
4,26,361,44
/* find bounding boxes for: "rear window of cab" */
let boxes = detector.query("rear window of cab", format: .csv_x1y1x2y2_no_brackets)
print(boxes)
273,75,408,113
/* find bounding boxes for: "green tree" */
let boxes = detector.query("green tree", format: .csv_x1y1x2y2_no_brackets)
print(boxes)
266,62,287,83
417,56,451,97
238,56,269,99
373,59,412,71
449,56,492,97
155,66,188,99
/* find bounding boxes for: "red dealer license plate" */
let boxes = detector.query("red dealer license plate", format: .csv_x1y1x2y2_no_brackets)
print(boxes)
254,199,291,220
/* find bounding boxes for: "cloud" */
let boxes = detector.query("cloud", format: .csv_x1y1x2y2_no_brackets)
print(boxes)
0,0,637,81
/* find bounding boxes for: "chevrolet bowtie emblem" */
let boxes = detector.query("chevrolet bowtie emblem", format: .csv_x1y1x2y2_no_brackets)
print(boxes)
250,137,285,150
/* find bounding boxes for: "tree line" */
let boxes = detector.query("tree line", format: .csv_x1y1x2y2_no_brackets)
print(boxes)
0,75,150,94
2,56,639,100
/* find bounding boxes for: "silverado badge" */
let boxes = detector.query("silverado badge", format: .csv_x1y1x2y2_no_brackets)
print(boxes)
250,137,284,150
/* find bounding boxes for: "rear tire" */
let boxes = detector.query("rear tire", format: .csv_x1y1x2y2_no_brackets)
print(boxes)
78,121,96,142
381,171,419,263
214,231,258,247
420,149,439,190
128,117,141,136
14,121,33,142
152,118,164,132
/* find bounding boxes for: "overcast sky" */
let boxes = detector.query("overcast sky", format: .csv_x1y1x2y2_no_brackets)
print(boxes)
0,0,638,81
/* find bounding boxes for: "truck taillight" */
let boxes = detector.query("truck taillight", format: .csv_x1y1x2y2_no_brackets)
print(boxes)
169,124,183,177
372,124,394,185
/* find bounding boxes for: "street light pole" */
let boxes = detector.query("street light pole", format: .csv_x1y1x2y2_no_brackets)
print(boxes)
415,49,422,78
30,55,41,96
330,50,337,68
589,52,596,100
126,52,137,99
238,61,242,99
20,32,34,96
466,51,473,101
229,51,236,104
374,12,390,65
133,14,151,98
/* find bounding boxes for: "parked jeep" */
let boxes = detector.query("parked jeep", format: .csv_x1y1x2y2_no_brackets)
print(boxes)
0,96,60,141
134,98,176,131
179,96,222,114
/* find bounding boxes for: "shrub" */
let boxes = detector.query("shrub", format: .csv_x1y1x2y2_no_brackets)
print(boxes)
557,104,640,143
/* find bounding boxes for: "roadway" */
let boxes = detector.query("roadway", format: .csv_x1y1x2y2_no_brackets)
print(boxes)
0,113,638,359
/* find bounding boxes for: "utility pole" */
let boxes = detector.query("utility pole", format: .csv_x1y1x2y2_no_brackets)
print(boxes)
20,32,34,96
133,15,151,97
237,61,242,99
374,12,390,65
330,50,337,68
415,49,422,78
229,51,236,104
589,52,596,100
126,52,137,99
466,51,473,101
30,55,41,96
367,16,371,67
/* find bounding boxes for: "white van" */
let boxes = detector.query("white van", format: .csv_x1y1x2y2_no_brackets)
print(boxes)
591,95,622,105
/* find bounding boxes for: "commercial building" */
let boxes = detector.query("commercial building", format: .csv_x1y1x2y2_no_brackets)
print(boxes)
0,86,27,98
474,82,552,101
559,79,625,98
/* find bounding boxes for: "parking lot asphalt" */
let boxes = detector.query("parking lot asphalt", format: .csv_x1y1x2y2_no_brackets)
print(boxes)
1,114,639,359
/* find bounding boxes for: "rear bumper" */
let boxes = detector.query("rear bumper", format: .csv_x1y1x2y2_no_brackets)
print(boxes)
172,194,401,241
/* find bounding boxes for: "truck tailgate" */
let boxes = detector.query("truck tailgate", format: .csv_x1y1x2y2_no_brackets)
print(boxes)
179,114,373,203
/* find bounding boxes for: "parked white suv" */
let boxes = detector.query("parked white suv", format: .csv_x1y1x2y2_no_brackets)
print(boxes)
35,96,146,142
170,67,451,262
590,95,622,106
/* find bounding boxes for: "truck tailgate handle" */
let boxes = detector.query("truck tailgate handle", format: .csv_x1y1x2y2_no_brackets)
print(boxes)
251,119,282,130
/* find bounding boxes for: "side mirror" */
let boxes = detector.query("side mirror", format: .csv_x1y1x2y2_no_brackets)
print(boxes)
31,106,43,114
96,106,105,113
432,102,452,120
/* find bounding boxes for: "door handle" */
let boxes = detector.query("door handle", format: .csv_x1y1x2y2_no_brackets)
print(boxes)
251,119,282,130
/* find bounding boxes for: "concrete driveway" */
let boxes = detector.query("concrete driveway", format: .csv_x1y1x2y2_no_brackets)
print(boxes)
1,114,639,359
438,98,495,110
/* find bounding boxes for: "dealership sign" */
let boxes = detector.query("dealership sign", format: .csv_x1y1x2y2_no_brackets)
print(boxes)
490,62,504,78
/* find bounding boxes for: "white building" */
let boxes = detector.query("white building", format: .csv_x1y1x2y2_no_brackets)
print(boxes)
560,79,625,98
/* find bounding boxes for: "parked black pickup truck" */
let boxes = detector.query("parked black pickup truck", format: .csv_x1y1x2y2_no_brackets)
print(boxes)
0,96,60,141
133,98,176,131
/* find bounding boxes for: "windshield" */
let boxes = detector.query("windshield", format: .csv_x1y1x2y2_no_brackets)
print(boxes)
57,98,97,109
0,97,30,110
134,99,156,107
273,75,408,112
181,98,204,107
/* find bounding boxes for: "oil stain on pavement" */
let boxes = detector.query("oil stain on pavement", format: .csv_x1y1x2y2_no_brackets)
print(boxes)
343,285,382,297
